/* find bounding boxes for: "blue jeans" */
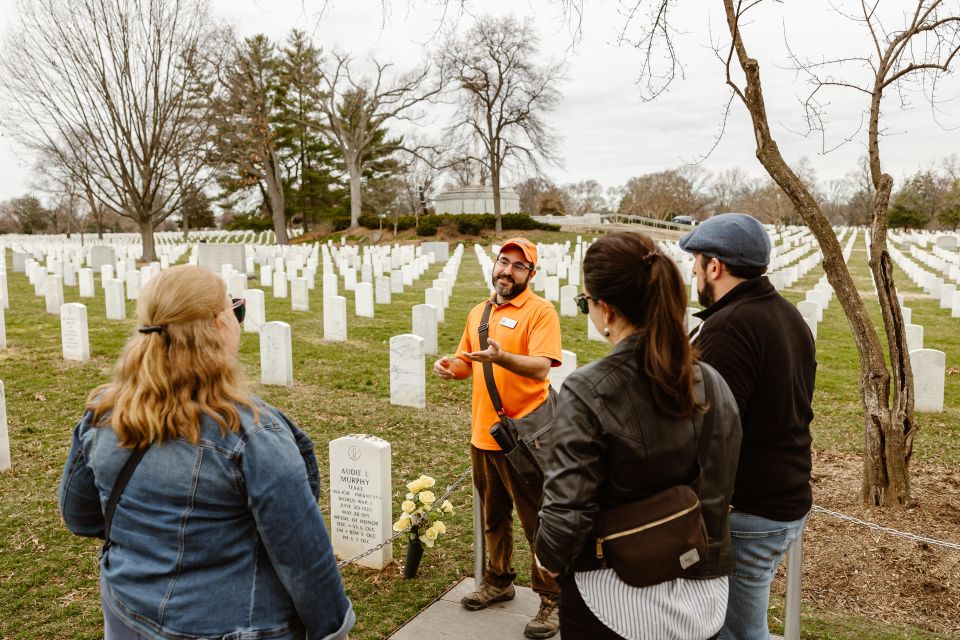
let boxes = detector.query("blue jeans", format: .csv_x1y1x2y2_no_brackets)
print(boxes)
720,510,808,640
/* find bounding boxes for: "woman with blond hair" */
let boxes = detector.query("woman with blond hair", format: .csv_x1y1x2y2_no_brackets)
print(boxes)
59,265,354,640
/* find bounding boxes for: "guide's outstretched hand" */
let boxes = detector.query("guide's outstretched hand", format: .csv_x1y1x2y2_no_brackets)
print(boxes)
433,355,468,380
465,338,502,364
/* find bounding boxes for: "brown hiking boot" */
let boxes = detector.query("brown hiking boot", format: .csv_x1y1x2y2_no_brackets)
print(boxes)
460,582,516,611
524,597,559,639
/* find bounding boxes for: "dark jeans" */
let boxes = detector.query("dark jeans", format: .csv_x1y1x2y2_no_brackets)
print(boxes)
471,445,559,597
559,573,722,640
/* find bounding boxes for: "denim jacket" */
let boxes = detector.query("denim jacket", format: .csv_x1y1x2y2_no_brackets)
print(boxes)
58,398,355,640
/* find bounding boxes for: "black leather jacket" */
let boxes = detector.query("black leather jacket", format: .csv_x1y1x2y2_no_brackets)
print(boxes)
535,333,742,578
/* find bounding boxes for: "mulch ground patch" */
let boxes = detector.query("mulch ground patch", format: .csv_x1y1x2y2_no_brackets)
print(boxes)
775,450,960,634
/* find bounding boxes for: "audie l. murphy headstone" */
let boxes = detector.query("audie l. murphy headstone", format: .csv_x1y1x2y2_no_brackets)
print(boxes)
328,435,392,570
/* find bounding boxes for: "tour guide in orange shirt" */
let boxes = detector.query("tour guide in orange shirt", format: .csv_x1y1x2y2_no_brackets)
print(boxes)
433,238,562,639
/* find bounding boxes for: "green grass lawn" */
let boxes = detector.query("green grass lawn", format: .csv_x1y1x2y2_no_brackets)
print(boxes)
0,229,956,639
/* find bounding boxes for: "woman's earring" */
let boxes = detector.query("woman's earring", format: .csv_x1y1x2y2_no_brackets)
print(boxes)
603,327,610,337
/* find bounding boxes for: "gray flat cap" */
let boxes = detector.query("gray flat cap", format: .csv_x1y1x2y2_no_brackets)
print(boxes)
679,213,771,267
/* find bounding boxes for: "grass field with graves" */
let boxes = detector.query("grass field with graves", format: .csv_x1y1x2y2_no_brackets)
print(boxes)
0,228,957,639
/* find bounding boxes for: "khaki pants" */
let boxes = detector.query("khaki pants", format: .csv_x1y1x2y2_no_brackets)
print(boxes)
471,445,559,598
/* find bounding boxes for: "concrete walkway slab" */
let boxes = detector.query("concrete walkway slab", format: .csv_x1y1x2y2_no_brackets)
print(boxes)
387,576,785,640
388,578,560,639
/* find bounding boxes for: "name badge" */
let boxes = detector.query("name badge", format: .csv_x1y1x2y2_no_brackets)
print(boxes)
499,317,518,329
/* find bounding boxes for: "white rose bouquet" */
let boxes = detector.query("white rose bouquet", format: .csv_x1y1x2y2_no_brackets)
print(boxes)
393,474,455,548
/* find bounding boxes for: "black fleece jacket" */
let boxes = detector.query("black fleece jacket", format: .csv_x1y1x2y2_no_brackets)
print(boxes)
693,276,816,522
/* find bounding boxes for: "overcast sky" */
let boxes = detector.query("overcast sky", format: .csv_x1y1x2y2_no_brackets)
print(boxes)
0,0,957,204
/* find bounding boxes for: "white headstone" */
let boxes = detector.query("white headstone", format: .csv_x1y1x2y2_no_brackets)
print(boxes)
328,435,393,570
44,274,64,315
902,306,913,325
390,270,404,294
243,288,265,333
0,305,6,350
261,265,273,287
104,279,126,320
227,273,247,299
60,303,90,362
375,276,392,305
803,314,817,341
0,272,7,309
78,268,94,298
425,288,445,323
940,283,956,310
324,295,347,342
559,285,578,317
290,277,309,311
544,276,560,302
905,324,924,353
344,267,357,292
273,270,288,299
551,350,577,391
911,349,945,413
197,244,246,275
260,321,293,386
90,246,116,269
126,271,141,301
796,300,820,325
0,380,9,472
390,334,426,408
587,315,606,342
804,291,826,322
355,282,374,318
323,273,338,300
412,304,439,356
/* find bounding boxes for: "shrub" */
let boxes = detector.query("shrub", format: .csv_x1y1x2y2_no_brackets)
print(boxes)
456,216,483,235
225,213,274,232
332,217,352,231
417,215,440,236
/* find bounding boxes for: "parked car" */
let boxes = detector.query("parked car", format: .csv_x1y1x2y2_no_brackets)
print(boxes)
672,215,697,225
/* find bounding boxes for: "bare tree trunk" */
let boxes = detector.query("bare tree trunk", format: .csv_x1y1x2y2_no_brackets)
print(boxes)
182,210,190,240
139,218,156,263
491,161,503,233
348,158,362,228
265,149,288,244
723,0,911,506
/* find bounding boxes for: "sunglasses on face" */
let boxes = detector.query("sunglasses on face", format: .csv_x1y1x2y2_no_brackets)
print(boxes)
574,292,596,315
231,298,246,324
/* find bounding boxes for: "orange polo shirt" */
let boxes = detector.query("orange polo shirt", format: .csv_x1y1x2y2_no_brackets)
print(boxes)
455,287,562,450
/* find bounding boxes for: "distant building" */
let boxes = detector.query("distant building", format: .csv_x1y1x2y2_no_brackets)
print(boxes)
433,184,520,214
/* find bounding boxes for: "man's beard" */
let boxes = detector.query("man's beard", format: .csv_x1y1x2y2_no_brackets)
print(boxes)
493,271,529,300
697,278,715,308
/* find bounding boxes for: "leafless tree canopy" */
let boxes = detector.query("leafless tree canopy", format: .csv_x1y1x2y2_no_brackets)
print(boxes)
439,14,565,231
0,0,218,260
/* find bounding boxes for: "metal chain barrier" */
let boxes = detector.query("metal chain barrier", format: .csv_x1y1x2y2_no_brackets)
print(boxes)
812,504,960,550
337,465,473,568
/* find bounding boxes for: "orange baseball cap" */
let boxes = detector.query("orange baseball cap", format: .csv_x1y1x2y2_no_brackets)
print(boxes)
499,237,538,269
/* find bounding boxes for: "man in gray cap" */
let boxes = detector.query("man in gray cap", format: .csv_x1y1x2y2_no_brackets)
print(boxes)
680,213,817,640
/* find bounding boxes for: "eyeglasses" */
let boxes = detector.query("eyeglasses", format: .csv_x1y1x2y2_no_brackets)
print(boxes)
496,256,534,273
231,298,246,324
574,292,596,315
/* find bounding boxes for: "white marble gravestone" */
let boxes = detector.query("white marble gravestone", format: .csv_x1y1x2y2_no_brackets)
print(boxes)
0,305,6,350
375,276,392,305
425,288,445,323
60,303,90,362
390,270,404,294
390,334,426,408
544,276,560,302
260,321,293,387
90,246,116,269
323,273,338,300
291,277,309,312
901,306,913,325
0,272,7,309
104,279,126,320
796,300,820,325
227,273,247,300
261,265,273,287
940,283,956,310
412,304,438,356
78,268,94,298
328,435,393,570
324,295,347,342
44,275,64,315
0,380,9,472
355,282,374,318
344,267,357,292
126,271,141,301
804,291,826,322
559,285,578,317
587,316,606,342
905,324,924,353
911,349,945,413
273,271,288,299
550,349,578,391
198,244,246,275
243,288,265,333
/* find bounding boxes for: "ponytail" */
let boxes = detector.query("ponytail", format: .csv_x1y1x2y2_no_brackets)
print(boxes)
583,233,703,418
